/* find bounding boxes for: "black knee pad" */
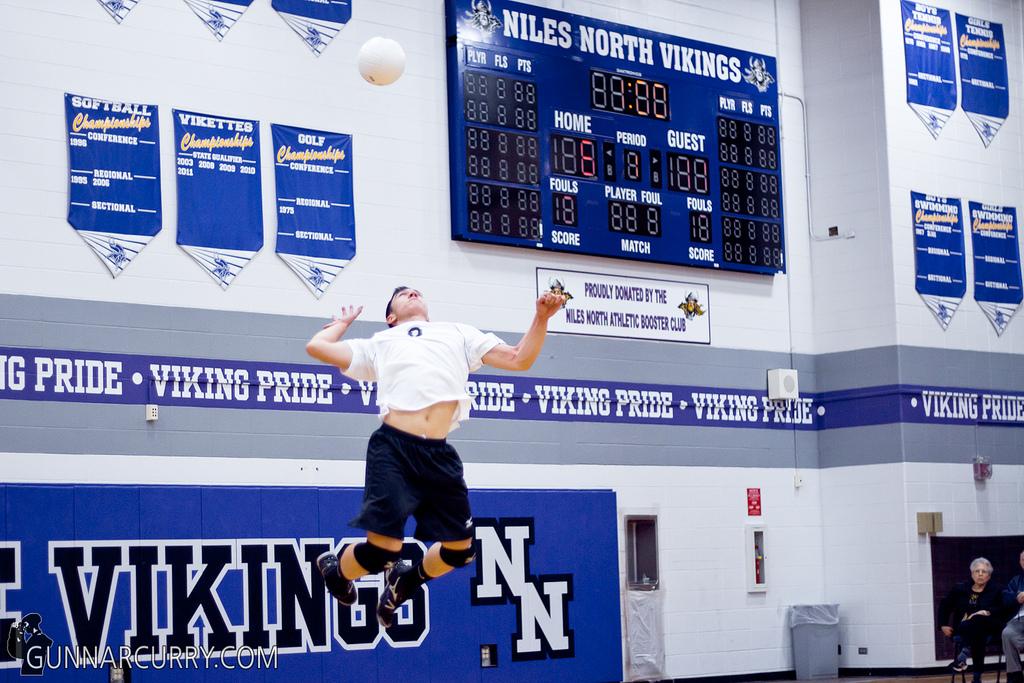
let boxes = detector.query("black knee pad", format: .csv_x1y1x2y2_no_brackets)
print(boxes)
352,542,401,574
439,545,476,567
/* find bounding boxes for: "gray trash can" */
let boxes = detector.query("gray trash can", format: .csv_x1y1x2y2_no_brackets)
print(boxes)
789,604,839,680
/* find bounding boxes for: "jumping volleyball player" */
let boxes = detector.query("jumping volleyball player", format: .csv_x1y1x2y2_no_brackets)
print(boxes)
306,286,565,627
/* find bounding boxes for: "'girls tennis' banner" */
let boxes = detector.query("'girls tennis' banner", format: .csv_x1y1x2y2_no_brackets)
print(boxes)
969,202,1021,336
902,1,957,138
174,109,263,289
272,0,351,56
911,193,965,329
182,0,254,40
272,124,356,298
65,93,161,278
956,14,1009,147
96,0,141,23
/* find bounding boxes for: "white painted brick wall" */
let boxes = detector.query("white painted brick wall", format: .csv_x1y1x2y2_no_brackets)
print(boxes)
0,0,813,354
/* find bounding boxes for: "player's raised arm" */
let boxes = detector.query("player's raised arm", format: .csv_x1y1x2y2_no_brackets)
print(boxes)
482,292,564,371
305,305,363,371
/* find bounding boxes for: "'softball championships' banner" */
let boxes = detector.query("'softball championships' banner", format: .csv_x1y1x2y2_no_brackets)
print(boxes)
272,125,356,298
969,202,1021,336
539,268,711,344
174,110,263,289
272,0,351,56
911,192,965,329
902,1,957,138
65,93,161,278
96,0,141,23
182,0,254,40
956,14,1009,147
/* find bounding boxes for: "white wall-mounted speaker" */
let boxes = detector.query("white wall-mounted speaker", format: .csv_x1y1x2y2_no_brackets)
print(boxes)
767,369,799,400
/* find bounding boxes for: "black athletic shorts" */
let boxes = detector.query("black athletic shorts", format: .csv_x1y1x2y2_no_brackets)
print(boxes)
349,422,474,542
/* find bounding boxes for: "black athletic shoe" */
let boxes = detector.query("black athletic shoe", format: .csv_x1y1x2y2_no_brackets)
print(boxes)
317,551,357,606
377,560,414,628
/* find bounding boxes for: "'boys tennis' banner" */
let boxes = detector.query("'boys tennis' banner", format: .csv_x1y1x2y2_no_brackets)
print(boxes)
65,93,161,278
902,1,957,138
272,124,356,298
182,0,254,40
96,0,141,23
956,14,1009,147
969,202,1021,336
174,109,263,289
272,0,351,56
911,193,965,329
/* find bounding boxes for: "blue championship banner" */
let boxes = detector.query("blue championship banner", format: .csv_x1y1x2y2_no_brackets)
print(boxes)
65,93,161,278
174,110,263,289
0,485,621,682
902,1,957,138
272,0,352,56
272,124,355,298
911,192,965,329
182,0,254,41
96,0,141,23
969,202,1021,336
956,14,1009,147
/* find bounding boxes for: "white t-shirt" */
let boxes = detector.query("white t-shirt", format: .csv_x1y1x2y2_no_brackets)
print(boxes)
344,321,504,429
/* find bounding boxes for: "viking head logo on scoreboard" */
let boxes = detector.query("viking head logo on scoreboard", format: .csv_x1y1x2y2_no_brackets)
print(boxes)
743,57,775,93
466,0,502,33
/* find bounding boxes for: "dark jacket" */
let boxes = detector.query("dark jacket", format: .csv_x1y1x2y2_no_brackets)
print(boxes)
1005,573,1024,619
938,581,1004,628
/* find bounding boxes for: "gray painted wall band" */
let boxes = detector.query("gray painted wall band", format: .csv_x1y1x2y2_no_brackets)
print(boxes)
2,294,1022,469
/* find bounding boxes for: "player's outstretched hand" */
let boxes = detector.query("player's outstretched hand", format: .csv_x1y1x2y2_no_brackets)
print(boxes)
536,292,565,320
324,305,363,328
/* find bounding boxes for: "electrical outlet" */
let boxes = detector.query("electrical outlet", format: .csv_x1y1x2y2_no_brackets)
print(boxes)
145,404,159,422
858,647,868,655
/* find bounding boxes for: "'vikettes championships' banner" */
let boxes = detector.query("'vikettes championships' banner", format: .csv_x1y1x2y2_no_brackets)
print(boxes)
174,109,263,289
96,0,141,23
902,1,957,138
272,0,351,56
272,124,356,298
911,192,965,329
969,202,1021,336
65,93,161,278
182,0,254,40
955,13,1009,147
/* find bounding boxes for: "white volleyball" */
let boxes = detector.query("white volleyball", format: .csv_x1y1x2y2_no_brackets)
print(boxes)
357,37,406,86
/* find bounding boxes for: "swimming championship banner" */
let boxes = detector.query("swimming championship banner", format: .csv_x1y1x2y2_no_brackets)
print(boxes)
902,1,957,138
96,0,140,23
272,124,355,298
969,202,1021,336
174,109,263,289
0,484,622,682
538,268,710,344
272,0,351,56
911,192,965,329
955,14,1009,147
64,93,161,278
182,0,254,41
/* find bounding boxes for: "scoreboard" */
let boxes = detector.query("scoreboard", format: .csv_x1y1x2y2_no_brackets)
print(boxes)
445,0,786,275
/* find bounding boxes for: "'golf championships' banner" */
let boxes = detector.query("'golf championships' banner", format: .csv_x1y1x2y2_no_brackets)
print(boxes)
65,93,161,278
272,124,356,298
955,13,1009,147
182,0,254,41
272,0,351,56
911,192,965,330
174,109,263,289
902,1,957,138
969,202,1021,336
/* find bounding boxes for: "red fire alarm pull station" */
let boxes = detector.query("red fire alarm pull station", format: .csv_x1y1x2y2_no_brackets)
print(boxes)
747,488,762,516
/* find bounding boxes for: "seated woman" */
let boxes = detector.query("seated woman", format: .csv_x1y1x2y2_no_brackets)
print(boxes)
938,557,1004,680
